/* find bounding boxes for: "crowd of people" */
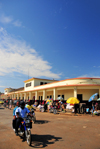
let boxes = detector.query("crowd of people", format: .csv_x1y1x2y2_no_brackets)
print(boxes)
36,100,100,116
36,100,66,113
3,99,13,109
2,98,100,116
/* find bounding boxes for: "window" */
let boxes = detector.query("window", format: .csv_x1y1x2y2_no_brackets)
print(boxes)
62,95,64,100
50,95,52,98
40,82,43,85
40,82,47,85
26,82,31,87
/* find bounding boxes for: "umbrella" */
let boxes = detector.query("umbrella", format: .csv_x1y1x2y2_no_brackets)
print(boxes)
97,98,100,101
66,97,80,104
46,99,51,104
0,100,4,104
57,96,63,100
88,93,98,102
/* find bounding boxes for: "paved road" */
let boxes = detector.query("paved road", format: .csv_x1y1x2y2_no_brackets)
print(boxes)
0,106,100,149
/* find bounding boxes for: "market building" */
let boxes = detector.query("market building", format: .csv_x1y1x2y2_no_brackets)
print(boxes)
2,77,100,102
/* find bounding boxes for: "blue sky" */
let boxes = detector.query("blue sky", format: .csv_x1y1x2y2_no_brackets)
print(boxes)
0,0,100,92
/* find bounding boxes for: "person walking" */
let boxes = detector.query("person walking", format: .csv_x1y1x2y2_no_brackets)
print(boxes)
12,101,20,131
91,102,95,116
9,99,12,110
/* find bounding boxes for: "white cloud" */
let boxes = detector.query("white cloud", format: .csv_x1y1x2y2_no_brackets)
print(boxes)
13,20,22,27
0,27,60,79
0,14,13,23
0,14,22,27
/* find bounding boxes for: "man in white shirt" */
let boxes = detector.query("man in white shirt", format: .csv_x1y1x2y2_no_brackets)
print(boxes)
15,100,32,136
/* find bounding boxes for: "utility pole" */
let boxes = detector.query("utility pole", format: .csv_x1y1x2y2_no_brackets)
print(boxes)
28,68,29,79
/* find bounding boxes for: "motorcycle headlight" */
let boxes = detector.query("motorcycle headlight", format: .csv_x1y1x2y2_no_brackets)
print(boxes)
25,120,30,123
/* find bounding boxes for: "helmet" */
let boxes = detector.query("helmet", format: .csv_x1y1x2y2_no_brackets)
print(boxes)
20,101,25,106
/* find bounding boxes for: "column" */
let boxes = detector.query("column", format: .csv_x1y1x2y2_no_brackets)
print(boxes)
20,93,23,100
74,87,77,98
53,88,57,100
17,94,19,100
11,94,13,99
35,91,39,100
13,93,16,99
24,93,26,101
29,92,32,100
99,88,100,98
43,90,47,101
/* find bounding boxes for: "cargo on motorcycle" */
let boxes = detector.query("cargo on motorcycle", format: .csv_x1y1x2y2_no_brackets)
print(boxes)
25,100,36,123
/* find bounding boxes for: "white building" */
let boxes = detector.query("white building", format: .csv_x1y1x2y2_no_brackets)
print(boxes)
3,77,100,102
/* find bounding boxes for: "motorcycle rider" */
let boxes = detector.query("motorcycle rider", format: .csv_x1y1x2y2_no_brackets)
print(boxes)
15,100,32,136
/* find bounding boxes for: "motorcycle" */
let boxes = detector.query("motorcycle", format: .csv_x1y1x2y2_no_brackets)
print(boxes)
49,105,57,114
39,105,45,112
18,117,32,146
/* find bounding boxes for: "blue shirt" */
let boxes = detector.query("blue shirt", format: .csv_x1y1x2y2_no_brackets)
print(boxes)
15,107,30,118
13,106,18,116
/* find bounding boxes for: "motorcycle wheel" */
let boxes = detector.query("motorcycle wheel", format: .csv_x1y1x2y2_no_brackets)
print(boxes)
53,109,57,114
41,107,44,112
32,116,36,124
27,130,31,146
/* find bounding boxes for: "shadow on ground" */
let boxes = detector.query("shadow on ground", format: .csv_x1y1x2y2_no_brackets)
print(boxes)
31,134,62,148
0,107,4,109
35,120,49,124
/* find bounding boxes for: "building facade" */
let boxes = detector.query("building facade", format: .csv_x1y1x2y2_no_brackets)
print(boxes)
2,77,100,102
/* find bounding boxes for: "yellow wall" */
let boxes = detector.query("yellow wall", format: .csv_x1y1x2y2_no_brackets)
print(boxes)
77,89,99,101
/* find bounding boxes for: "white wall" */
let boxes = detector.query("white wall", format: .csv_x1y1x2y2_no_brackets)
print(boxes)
34,79,55,87
4,88,12,94
24,80,34,91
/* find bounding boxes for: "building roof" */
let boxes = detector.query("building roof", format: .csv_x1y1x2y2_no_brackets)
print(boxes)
4,87,13,90
5,77,100,94
9,87,24,93
24,77,57,83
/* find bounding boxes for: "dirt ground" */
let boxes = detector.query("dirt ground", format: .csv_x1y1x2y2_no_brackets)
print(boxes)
0,106,100,149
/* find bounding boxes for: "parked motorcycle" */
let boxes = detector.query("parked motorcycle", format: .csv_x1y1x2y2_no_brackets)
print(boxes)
18,117,32,146
49,105,57,114
39,104,47,112
39,105,45,112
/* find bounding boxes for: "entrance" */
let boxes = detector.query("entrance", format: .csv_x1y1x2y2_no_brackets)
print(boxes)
77,94,82,103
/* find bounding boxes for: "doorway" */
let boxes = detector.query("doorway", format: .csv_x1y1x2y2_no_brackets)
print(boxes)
77,94,83,103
